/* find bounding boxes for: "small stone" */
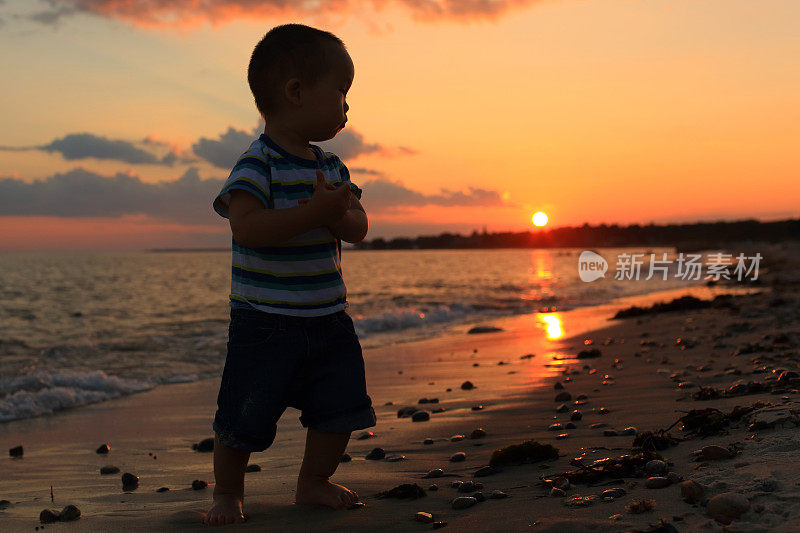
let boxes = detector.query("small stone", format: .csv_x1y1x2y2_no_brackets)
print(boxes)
341,453,352,462
366,448,386,460
473,491,485,502
470,428,487,439
598,407,609,414
156,487,170,492
424,468,444,478
645,460,667,476
9,445,23,458
681,480,704,503
451,480,463,488
60,505,81,521
433,521,448,529
603,429,618,437
645,476,671,489
554,382,564,390
357,431,375,439
386,454,407,462
548,423,564,431
490,490,509,499
418,398,439,404
451,496,478,509
556,433,569,440
450,452,466,462
195,438,214,452
39,509,60,523
0,499,10,509
457,481,478,492
121,473,139,489
96,444,110,454
461,381,475,390
697,445,734,460
565,422,577,429
707,492,750,524
412,411,430,422
555,392,572,402
245,464,261,472
602,488,626,499
590,423,608,429
100,465,120,475
667,472,682,484
450,434,465,442
471,405,484,411
423,438,435,445
556,403,569,413
415,511,434,523
192,479,208,490
570,410,582,421
474,465,502,477
550,487,566,497
565,495,596,507
397,406,418,418
428,484,438,491
621,427,637,436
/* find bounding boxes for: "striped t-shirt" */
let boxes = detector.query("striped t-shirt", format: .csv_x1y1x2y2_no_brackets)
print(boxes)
212,133,362,317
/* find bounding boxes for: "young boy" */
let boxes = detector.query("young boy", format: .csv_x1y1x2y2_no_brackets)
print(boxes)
204,24,376,526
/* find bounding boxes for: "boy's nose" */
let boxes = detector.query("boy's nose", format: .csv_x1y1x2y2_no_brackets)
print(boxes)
344,102,349,113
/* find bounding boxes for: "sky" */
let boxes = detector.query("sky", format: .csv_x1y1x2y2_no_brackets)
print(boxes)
0,0,798,251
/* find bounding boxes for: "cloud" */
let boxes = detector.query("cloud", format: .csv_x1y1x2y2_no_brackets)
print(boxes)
0,166,509,224
358,176,510,211
0,167,222,225
28,0,543,30
193,123,412,168
0,133,194,166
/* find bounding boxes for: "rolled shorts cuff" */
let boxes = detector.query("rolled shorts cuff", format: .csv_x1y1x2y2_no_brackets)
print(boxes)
212,418,275,453
302,405,377,434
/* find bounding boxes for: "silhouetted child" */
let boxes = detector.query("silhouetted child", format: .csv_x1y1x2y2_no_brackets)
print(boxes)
204,23,375,526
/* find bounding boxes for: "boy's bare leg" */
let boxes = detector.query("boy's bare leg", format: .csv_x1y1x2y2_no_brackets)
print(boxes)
295,428,359,509
204,436,250,526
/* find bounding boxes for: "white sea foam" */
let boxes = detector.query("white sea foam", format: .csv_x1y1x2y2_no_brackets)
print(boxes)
0,369,155,422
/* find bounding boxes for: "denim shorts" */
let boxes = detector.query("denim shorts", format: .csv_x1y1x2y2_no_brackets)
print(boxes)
212,307,376,452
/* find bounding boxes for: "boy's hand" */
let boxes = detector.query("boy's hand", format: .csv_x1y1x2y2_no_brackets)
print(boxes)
300,171,353,224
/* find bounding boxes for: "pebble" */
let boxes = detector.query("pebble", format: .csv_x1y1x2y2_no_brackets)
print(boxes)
550,487,566,497
555,392,572,402
9,446,23,458
598,407,610,414
556,403,569,413
697,445,734,460
707,492,750,524
450,434,465,442
451,496,478,509
418,398,439,404
602,488,626,499
39,509,60,523
576,394,588,400
428,484,438,491
590,423,608,429
490,490,509,499
473,491,486,502
621,427,637,436
60,505,81,521
556,433,569,440
0,500,10,509
192,479,208,490
451,480,463,488
461,381,475,390
548,423,564,431
433,521,448,529
156,487,170,493
565,422,577,429
470,428,487,439
680,480,704,503
474,465,502,477
121,473,138,489
412,411,430,422
194,438,214,452
397,406,418,418
100,465,120,475
356,431,375,439
603,429,618,437
366,447,386,460
645,476,672,489
424,468,444,478
645,460,667,476
341,453,352,462
423,438,435,445
450,452,466,462
415,511,434,523
570,410,583,421
457,481,479,492
554,382,564,390
565,495,596,507
96,444,110,454
667,472,682,484
245,464,261,472
471,405,484,411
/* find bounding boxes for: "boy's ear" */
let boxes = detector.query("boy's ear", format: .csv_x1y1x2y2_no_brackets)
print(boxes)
284,78,303,107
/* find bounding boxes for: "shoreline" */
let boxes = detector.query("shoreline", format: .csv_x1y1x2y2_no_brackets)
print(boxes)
1,259,797,531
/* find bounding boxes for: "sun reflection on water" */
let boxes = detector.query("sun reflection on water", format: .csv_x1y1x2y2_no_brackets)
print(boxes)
539,313,563,340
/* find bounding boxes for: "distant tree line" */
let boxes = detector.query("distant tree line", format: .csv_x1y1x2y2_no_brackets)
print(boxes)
352,218,800,251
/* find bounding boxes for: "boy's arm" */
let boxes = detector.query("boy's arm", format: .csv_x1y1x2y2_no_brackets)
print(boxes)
327,196,368,244
228,189,327,247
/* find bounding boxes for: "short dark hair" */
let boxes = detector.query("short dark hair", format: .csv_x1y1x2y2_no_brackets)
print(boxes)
248,24,345,118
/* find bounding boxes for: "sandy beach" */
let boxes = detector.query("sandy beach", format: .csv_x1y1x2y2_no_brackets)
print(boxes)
2,243,799,532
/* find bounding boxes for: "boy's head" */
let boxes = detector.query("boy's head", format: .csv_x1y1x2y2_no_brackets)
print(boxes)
248,24,354,142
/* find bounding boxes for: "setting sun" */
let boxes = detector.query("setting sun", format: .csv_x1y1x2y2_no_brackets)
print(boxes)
532,212,548,227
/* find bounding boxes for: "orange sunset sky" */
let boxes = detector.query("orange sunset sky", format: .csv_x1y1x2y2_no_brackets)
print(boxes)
0,0,798,251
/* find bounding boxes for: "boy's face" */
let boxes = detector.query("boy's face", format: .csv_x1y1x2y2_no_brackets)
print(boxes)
301,43,354,142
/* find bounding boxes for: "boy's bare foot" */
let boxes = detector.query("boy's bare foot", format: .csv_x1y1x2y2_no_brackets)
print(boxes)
204,493,246,526
295,477,359,510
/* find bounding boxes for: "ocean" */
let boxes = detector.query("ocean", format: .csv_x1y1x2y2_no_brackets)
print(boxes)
0,247,700,422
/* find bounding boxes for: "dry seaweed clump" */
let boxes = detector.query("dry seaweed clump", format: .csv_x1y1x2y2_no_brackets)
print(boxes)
632,430,683,451
626,498,656,514
489,440,559,467
558,450,662,484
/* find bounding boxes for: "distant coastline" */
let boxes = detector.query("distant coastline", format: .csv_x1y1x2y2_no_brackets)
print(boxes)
146,218,799,253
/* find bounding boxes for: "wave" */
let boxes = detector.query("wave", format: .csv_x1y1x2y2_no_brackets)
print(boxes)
0,369,155,423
